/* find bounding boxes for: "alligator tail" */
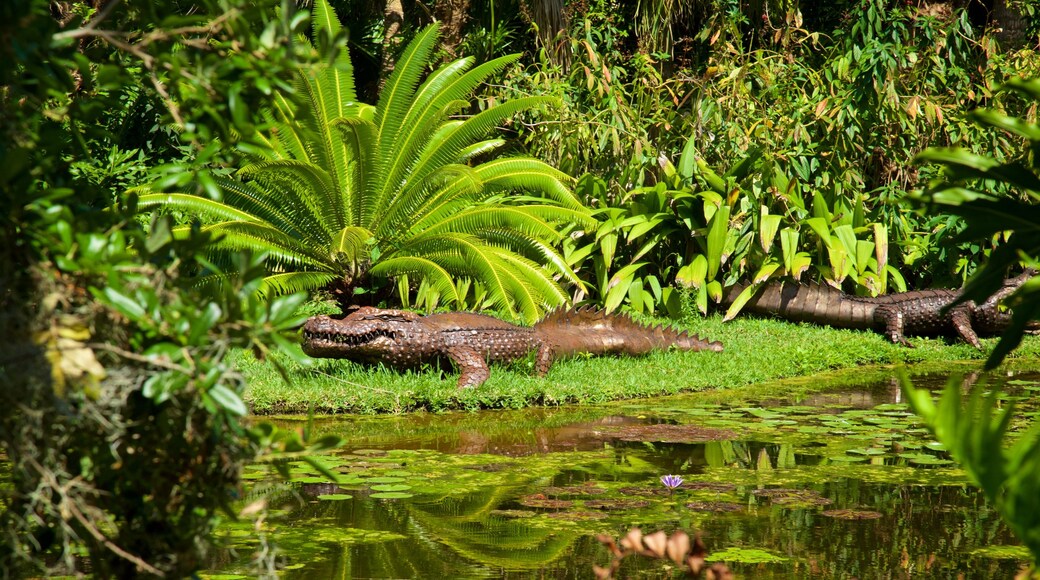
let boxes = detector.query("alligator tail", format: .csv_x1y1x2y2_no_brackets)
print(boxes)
724,280,875,329
534,306,723,357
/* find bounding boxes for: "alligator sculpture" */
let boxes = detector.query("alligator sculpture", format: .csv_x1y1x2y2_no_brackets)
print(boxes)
302,306,723,388
722,271,1035,347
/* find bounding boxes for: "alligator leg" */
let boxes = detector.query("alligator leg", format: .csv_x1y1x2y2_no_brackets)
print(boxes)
875,306,914,347
950,306,982,348
447,345,491,388
535,343,554,376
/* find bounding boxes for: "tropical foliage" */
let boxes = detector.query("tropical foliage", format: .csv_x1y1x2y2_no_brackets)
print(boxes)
138,0,592,322
1,1,340,576
903,374,1040,570
915,77,1040,368
7,0,1040,575
499,0,1040,316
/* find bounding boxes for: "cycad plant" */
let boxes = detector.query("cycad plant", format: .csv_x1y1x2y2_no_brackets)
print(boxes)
137,0,592,322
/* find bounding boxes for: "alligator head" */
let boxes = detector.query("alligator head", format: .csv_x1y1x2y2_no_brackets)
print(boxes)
301,307,421,361
971,269,1040,336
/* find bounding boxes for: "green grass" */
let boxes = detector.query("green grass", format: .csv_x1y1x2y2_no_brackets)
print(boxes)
240,313,1040,415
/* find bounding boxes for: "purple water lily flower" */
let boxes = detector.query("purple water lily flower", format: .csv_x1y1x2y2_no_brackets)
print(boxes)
660,474,684,490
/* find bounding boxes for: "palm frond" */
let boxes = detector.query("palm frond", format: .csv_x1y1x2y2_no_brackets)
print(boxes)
374,24,441,152
477,227,585,289
409,96,557,184
378,164,484,239
214,177,328,241
457,139,507,162
311,0,357,118
330,225,374,264
332,117,378,226
269,84,311,160
259,271,339,298
474,158,583,210
420,206,563,242
486,246,565,322
368,256,461,305
200,222,331,270
136,193,260,223
238,160,341,236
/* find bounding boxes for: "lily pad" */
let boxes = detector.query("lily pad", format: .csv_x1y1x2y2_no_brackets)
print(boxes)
710,547,787,564
607,423,738,443
366,476,407,484
821,509,883,520
545,510,608,520
542,485,606,496
316,493,353,501
584,499,651,510
370,484,411,492
685,501,744,513
519,495,573,509
370,491,414,499
970,545,1032,560
490,509,537,519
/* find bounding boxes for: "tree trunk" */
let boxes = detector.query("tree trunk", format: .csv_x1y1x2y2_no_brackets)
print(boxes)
381,0,405,82
991,0,1027,47
434,0,471,58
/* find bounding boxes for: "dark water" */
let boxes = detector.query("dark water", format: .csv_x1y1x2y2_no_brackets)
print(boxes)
209,371,1038,578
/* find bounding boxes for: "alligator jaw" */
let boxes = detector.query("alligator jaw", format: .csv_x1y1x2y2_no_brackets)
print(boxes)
301,314,400,357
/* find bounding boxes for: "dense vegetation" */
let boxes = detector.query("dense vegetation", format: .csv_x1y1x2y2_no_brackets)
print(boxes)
3,0,1040,576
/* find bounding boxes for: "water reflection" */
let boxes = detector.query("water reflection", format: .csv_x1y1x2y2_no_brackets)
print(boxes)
210,370,1038,578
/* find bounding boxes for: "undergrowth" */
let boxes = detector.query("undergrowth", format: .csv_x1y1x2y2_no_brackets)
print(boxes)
240,315,1040,415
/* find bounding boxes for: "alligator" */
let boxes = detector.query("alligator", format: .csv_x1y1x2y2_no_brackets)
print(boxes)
302,306,723,388
722,271,1036,347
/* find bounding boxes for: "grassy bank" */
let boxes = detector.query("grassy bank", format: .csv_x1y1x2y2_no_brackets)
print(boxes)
239,313,1040,415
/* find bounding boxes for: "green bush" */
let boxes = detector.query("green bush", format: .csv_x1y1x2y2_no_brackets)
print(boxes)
0,0,340,576
138,0,592,323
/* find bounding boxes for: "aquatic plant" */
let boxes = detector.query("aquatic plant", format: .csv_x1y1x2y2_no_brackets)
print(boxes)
594,528,732,579
660,474,684,491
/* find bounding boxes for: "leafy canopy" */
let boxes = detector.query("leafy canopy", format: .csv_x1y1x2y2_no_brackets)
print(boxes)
138,0,592,322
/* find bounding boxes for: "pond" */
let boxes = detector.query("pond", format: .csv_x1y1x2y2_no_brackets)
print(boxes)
207,369,1039,578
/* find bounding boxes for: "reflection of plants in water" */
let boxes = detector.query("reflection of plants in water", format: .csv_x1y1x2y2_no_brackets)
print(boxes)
903,373,1040,574
209,372,1040,577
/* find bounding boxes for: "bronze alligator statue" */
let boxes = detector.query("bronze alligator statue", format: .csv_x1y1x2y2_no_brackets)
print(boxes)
302,306,723,388
723,271,1036,347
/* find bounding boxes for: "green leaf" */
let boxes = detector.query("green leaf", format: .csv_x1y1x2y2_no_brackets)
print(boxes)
676,254,707,288
706,205,730,280
759,210,781,253
208,385,248,416
100,287,147,323
780,228,799,273
724,283,759,321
